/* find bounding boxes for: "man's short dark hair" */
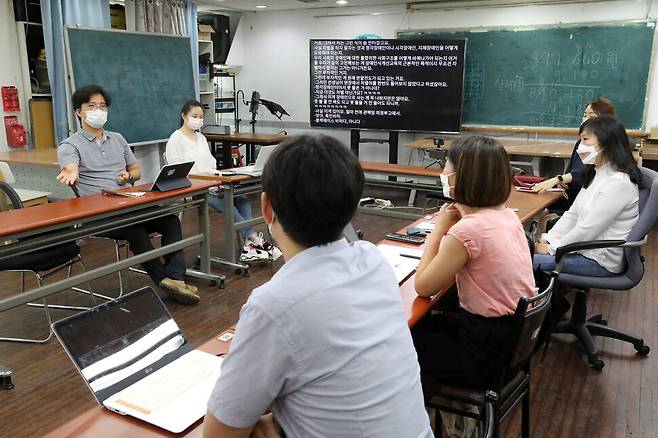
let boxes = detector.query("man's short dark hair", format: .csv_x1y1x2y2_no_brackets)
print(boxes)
262,134,364,248
72,85,112,119
447,135,512,207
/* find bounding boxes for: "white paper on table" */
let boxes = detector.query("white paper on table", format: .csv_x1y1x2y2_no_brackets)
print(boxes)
416,221,435,231
377,244,424,283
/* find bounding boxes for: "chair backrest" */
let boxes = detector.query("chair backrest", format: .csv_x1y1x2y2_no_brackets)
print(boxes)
623,167,658,281
0,181,23,212
342,223,360,243
0,162,16,184
502,275,555,378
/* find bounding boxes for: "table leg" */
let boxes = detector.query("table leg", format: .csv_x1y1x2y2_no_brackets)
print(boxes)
207,182,250,274
223,141,233,169
224,184,237,263
186,192,225,287
532,157,541,176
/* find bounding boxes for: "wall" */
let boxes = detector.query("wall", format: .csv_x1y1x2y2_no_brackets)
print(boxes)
0,0,29,151
225,0,658,164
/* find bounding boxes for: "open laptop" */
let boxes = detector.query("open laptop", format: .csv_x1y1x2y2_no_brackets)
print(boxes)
52,287,223,433
149,161,194,192
231,145,277,177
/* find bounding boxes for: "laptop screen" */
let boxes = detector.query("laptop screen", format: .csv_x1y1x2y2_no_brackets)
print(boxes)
53,287,192,402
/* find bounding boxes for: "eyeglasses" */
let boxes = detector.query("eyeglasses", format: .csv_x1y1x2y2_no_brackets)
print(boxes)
85,103,108,111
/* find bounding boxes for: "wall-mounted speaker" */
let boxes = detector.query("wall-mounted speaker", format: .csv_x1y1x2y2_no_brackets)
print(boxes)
198,14,230,64
13,0,42,23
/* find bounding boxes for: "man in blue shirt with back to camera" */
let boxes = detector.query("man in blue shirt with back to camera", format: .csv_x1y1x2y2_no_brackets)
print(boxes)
203,134,432,438
56,84,200,305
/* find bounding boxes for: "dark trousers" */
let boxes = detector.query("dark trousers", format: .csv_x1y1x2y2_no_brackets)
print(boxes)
412,307,515,397
102,214,186,284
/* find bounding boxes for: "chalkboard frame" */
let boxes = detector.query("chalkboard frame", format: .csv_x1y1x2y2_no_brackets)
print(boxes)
397,19,657,129
64,26,197,146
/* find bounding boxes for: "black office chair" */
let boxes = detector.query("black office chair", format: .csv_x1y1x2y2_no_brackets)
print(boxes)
0,182,95,344
426,274,555,438
550,167,658,369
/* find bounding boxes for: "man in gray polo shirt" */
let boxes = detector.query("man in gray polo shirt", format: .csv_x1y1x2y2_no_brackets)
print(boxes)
203,135,432,438
57,85,200,304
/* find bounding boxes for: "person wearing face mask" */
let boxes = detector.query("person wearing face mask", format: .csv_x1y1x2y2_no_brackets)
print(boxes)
412,136,536,437
203,135,432,438
57,85,200,305
165,100,281,263
532,97,616,212
533,116,641,277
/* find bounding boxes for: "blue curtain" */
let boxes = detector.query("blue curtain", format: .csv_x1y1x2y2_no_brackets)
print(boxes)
184,2,199,98
41,0,110,143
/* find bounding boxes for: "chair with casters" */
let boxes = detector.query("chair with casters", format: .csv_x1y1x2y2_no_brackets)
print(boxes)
0,182,96,344
549,167,658,370
426,274,555,438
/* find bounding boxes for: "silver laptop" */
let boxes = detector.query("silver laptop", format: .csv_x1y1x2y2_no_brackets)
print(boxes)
232,145,277,176
52,287,223,433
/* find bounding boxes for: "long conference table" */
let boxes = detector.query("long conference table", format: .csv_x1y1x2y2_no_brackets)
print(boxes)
0,180,225,321
42,189,562,437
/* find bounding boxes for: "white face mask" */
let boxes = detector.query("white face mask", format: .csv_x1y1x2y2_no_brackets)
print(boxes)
440,172,455,198
186,117,203,131
577,143,600,165
267,213,276,240
85,109,107,129
581,117,588,125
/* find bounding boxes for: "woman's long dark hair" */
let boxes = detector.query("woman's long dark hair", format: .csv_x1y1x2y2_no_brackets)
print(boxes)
180,100,203,127
579,116,641,188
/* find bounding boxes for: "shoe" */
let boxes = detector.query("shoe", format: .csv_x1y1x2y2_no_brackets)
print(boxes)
159,277,200,305
239,242,269,262
250,232,283,261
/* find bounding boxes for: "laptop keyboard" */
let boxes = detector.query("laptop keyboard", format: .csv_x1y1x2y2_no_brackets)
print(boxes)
112,351,220,415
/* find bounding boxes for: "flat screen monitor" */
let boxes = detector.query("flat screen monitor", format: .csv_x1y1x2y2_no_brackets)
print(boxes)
310,39,466,134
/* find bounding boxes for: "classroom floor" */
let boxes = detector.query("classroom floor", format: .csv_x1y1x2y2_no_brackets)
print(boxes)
0,194,656,437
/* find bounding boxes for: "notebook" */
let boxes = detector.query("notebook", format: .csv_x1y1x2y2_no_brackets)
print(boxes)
231,145,277,176
377,244,423,283
52,287,223,433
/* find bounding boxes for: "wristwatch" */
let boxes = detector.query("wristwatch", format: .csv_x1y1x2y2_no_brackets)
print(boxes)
556,175,564,182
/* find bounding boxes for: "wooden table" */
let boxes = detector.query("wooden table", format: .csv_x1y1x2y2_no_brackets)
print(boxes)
642,141,658,161
392,189,563,327
14,188,50,207
43,327,235,438
0,180,225,317
360,160,442,178
41,189,561,438
405,138,574,175
203,133,287,168
0,148,58,167
405,137,535,150
359,161,443,219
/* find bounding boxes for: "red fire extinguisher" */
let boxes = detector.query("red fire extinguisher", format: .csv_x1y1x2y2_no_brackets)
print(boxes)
4,116,27,148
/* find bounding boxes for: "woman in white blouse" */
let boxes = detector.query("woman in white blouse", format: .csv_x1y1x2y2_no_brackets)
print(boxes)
165,100,280,262
533,115,641,276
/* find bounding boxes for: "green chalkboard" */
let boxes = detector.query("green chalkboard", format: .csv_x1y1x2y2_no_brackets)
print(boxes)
66,27,196,144
399,22,655,129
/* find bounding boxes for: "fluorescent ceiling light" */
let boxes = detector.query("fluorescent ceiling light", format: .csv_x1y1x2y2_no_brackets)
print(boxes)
336,0,348,4
256,5,267,8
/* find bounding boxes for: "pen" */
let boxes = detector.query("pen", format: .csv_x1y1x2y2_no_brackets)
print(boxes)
400,253,422,260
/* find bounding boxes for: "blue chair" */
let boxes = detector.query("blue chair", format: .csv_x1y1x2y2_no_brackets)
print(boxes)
551,167,658,369
0,182,95,344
